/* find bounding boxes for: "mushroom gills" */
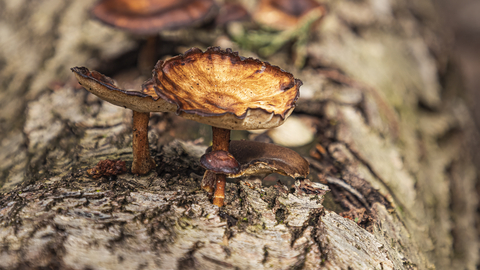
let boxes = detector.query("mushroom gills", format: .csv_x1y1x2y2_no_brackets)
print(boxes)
71,67,176,113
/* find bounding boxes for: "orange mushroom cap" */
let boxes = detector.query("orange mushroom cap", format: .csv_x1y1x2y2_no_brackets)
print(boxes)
153,47,302,130
92,0,217,34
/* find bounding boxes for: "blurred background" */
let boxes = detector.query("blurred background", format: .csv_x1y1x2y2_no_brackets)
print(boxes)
437,0,480,129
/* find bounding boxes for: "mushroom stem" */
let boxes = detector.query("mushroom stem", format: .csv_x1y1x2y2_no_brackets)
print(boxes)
211,126,231,207
212,126,230,151
213,174,227,206
131,111,156,175
138,36,157,76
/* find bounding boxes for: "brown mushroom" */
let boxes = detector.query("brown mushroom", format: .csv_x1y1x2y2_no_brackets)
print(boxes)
205,140,309,179
71,67,176,175
200,150,240,175
152,47,302,206
253,0,326,31
200,149,240,198
92,0,217,35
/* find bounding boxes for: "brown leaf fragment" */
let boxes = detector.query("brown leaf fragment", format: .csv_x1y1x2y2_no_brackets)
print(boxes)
87,159,127,179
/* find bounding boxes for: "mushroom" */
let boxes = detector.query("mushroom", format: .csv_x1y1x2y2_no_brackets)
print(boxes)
151,47,302,206
201,150,240,175
253,0,326,31
200,149,240,197
71,67,177,175
203,140,309,179
91,0,217,73
72,47,302,206
92,0,217,35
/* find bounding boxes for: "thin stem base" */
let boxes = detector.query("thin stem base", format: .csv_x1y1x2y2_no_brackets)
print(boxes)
210,126,231,207
212,174,226,206
131,111,156,175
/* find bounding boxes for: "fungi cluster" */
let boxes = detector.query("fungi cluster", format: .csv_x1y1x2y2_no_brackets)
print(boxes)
72,47,309,207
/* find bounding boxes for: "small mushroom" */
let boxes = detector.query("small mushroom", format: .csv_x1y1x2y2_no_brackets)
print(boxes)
200,149,240,199
92,0,217,35
205,140,309,179
200,150,240,175
71,67,176,175
253,0,326,31
152,47,302,206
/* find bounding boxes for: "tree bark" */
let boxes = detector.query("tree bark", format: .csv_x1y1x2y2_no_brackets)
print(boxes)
0,0,478,269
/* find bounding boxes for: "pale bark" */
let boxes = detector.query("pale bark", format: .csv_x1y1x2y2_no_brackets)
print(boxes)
0,0,478,269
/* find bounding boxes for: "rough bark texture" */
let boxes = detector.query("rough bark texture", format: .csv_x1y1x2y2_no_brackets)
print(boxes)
0,0,478,269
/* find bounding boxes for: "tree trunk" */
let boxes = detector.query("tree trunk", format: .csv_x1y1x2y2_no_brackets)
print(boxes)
0,0,478,269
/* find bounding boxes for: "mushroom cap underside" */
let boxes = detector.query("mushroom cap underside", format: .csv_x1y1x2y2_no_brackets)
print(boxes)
92,0,217,34
206,140,309,179
71,66,176,113
153,47,302,129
